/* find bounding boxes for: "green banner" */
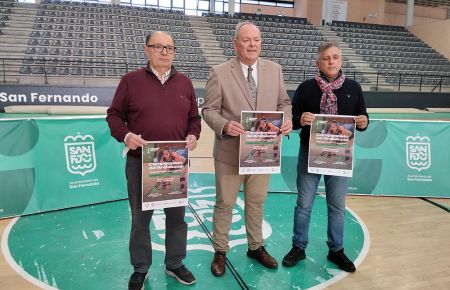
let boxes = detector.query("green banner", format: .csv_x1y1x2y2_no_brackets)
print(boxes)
1,116,449,219
0,116,127,218
274,119,450,198
347,119,449,197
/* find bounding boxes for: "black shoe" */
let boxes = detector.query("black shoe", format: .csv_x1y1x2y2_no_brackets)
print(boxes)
282,246,306,267
165,265,197,285
128,271,147,290
327,249,356,272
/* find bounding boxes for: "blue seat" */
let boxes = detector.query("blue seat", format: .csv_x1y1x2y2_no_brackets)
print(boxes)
70,67,82,75
47,57,58,64
31,66,44,74
58,67,69,75
61,49,71,56
95,50,105,57
83,68,94,76
46,66,57,75
37,47,49,55
20,66,31,74
62,40,72,47
73,49,83,56
106,50,116,58
95,68,106,76
51,39,61,46
84,49,94,57
49,48,60,55
28,39,38,46
40,39,50,46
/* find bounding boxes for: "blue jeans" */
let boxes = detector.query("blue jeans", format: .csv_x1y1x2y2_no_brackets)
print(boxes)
292,146,349,252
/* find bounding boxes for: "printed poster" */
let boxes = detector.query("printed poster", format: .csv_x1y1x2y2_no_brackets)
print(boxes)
308,114,356,177
142,141,188,210
239,111,284,174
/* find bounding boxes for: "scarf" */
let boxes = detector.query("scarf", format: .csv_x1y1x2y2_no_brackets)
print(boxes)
315,71,345,115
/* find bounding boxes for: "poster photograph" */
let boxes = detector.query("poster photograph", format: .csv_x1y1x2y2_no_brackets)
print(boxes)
239,111,284,175
308,114,356,177
141,141,188,210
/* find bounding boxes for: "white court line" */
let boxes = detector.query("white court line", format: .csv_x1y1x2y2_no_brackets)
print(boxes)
2,192,370,290
189,190,371,290
1,217,58,290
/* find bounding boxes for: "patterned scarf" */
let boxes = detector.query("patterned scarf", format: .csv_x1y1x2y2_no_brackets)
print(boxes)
315,71,345,115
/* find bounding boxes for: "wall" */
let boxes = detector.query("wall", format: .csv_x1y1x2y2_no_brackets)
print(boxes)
306,0,323,26
384,1,447,26
240,4,294,17
239,1,447,28
346,0,385,24
294,0,308,18
408,19,450,60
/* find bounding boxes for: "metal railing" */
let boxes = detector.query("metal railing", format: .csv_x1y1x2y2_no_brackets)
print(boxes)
1,57,449,92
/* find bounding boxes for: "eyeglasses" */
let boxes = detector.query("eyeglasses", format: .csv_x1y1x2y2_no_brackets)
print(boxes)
146,44,176,54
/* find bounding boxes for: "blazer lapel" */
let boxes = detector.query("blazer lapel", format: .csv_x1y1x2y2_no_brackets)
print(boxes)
230,58,256,110
256,59,266,110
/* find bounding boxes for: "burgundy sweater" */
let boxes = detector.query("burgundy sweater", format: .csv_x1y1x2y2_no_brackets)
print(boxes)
106,66,201,158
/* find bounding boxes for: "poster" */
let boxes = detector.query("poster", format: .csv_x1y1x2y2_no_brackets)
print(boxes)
239,111,284,174
142,141,188,210
308,114,356,177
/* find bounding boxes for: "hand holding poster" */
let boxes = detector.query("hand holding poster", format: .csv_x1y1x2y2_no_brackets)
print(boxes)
308,114,356,177
142,141,188,210
239,111,284,175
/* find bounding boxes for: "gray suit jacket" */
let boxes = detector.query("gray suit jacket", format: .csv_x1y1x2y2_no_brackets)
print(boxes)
202,57,292,167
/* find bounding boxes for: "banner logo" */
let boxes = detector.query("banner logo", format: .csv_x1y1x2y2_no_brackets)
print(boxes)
64,133,97,176
406,135,431,172
151,188,272,252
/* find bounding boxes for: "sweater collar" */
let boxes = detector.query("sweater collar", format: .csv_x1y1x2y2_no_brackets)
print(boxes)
145,63,177,80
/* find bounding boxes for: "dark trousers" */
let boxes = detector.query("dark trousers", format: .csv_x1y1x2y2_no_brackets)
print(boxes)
126,155,187,273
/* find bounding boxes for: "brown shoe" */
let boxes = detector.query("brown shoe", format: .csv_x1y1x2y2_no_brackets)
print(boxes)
211,251,226,276
247,246,278,269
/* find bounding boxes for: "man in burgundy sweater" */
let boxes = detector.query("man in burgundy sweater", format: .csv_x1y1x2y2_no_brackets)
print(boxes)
106,31,201,289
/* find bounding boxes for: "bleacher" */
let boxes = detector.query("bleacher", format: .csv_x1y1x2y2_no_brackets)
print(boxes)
1,0,209,81
205,13,369,84
0,0,449,90
333,20,450,86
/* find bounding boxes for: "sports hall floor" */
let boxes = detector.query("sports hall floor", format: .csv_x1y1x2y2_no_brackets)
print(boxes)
1,119,450,290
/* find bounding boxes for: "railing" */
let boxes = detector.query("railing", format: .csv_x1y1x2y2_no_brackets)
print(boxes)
0,57,210,84
0,57,449,92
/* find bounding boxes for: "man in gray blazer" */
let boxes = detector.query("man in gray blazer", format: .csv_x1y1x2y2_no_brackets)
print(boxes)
202,21,293,277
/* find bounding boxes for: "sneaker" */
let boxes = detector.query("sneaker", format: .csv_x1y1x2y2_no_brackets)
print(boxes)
327,249,356,272
165,265,196,285
128,271,147,290
282,246,306,267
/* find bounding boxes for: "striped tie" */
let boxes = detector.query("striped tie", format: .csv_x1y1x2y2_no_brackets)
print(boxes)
247,66,257,107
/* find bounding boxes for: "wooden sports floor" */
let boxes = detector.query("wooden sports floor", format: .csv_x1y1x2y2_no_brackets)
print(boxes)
1,121,450,290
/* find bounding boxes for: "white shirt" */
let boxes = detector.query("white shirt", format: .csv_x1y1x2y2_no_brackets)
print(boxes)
240,61,258,85
150,66,171,84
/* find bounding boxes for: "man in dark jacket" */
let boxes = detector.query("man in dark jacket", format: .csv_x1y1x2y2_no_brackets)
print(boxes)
282,41,368,273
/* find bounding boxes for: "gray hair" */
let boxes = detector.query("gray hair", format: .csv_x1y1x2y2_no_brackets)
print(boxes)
317,41,341,56
234,21,260,40
145,31,175,45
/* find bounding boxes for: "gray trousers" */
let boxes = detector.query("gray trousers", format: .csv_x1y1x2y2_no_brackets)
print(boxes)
126,155,187,273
